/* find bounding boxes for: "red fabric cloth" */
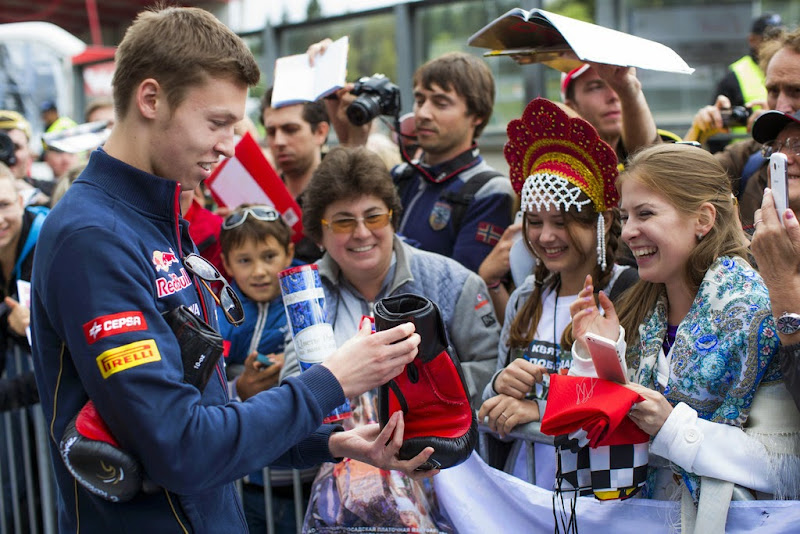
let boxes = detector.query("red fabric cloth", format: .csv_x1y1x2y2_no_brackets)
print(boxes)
540,375,649,447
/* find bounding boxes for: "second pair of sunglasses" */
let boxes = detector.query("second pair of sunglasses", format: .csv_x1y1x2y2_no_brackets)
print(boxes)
222,206,281,230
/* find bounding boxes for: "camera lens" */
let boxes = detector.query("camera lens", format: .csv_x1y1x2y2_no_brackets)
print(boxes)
721,106,751,128
346,94,382,126
0,131,17,167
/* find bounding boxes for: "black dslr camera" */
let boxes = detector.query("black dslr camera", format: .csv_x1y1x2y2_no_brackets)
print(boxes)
346,74,401,126
0,131,17,167
721,106,752,128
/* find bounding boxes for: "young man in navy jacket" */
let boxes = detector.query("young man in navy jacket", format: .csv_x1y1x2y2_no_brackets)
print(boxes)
30,7,430,532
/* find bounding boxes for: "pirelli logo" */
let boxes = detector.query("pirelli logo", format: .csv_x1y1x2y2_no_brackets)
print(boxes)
96,339,161,379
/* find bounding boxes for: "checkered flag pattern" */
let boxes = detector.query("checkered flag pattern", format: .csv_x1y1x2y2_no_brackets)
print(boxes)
556,441,649,500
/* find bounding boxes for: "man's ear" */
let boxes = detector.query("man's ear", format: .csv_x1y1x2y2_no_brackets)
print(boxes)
313,121,330,147
135,78,162,120
564,99,579,113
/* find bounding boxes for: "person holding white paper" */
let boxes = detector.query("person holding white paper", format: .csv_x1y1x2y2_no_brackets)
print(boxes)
259,87,330,263
260,88,330,200
560,62,662,163
0,165,46,533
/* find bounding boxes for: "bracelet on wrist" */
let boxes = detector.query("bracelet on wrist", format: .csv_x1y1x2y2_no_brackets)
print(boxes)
486,280,502,291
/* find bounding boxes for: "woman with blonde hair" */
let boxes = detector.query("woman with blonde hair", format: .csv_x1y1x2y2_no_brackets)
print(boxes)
570,143,798,530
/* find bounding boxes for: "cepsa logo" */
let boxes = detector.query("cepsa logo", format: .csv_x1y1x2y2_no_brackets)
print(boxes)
96,339,161,379
83,311,147,345
157,268,193,298
152,248,179,273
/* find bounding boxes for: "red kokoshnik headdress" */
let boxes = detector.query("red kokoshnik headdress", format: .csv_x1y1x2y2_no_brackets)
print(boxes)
505,97,619,214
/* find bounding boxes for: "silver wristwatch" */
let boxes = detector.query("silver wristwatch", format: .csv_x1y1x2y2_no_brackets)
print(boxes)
776,312,800,335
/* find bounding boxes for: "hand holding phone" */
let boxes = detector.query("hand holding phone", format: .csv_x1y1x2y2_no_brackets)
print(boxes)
256,353,274,369
584,332,628,384
770,152,789,227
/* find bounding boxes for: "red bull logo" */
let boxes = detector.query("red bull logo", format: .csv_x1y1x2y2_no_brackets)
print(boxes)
156,268,192,298
152,248,179,273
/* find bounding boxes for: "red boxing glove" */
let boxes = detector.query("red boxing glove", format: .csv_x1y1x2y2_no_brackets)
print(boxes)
374,294,477,470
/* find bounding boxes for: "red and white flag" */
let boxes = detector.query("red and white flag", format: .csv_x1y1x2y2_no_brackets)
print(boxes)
206,132,303,242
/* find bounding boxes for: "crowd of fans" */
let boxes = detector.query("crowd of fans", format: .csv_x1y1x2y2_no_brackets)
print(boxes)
1,5,800,534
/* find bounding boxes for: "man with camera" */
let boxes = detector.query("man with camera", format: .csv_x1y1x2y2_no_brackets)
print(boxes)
686,27,800,227
316,45,514,274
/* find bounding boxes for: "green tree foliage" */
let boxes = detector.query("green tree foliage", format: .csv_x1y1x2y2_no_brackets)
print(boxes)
307,0,322,20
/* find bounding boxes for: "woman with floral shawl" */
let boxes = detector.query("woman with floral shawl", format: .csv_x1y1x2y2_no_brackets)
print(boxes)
570,143,799,532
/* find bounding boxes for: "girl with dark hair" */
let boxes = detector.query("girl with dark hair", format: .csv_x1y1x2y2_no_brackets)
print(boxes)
478,98,636,486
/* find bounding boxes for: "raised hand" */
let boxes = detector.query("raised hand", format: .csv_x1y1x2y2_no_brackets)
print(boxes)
569,275,620,343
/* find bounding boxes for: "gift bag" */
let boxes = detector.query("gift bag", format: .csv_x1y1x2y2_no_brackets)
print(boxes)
301,391,455,533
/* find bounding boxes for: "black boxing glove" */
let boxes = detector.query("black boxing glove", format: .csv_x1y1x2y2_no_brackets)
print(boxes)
374,293,477,470
59,400,145,502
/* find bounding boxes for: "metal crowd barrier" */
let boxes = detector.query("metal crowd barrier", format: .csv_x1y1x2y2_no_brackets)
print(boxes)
477,419,554,485
1,346,56,534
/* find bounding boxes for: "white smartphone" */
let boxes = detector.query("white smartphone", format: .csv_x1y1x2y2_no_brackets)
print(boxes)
770,152,789,227
584,332,628,384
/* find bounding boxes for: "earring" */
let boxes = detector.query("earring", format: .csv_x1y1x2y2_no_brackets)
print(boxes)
596,213,607,271
696,233,704,242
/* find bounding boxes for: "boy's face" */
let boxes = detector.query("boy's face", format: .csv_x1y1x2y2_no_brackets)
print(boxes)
222,235,294,303
150,76,247,191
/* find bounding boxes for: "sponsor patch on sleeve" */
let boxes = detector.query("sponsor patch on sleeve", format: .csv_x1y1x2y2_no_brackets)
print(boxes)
96,339,161,379
475,292,490,311
83,311,147,345
475,222,503,246
481,313,497,328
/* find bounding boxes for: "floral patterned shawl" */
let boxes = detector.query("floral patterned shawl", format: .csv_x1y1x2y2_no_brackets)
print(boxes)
628,256,782,497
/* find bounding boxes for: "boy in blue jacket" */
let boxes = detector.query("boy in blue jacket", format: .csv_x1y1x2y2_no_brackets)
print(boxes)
218,204,303,533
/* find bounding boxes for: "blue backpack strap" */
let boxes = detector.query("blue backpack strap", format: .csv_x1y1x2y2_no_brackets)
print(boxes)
13,206,49,281
739,151,767,198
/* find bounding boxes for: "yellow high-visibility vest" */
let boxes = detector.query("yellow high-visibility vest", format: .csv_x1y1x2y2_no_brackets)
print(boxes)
729,55,766,135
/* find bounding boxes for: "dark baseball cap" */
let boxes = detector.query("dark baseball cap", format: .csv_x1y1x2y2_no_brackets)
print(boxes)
751,13,782,37
752,110,800,143
40,100,57,113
